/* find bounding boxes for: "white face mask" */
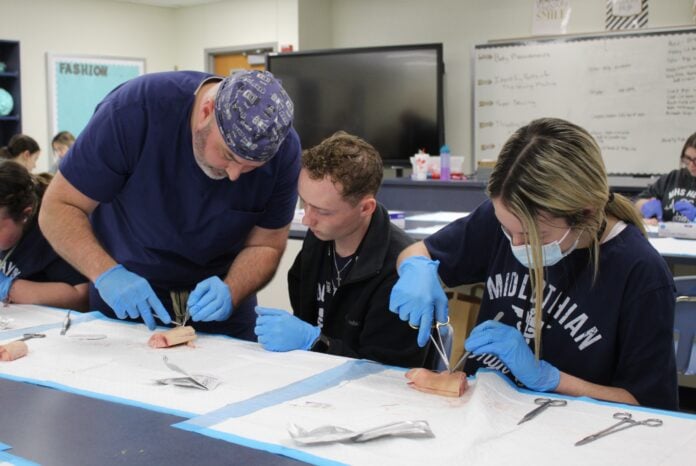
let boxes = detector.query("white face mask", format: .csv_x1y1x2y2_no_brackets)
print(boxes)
502,226,579,267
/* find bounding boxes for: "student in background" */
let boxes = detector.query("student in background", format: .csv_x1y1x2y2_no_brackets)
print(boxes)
50,131,76,173
0,134,41,173
636,131,696,223
389,118,677,410
255,131,427,368
39,70,299,339
0,162,88,310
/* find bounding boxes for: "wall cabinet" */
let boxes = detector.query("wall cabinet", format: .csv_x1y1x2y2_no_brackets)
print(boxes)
0,40,21,146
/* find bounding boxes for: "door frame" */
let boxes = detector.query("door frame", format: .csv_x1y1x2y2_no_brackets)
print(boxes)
204,42,277,74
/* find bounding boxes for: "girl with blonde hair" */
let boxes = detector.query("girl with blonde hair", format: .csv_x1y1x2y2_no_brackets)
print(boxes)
390,118,677,410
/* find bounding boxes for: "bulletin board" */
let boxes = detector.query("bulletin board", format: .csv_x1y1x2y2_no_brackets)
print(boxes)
473,27,696,175
46,53,145,141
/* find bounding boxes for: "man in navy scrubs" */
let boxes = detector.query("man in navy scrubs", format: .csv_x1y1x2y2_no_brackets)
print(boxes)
39,70,300,340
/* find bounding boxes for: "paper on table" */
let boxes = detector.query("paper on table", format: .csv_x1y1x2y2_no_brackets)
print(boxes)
405,212,469,222
182,370,696,466
649,237,696,257
405,225,447,236
0,307,347,416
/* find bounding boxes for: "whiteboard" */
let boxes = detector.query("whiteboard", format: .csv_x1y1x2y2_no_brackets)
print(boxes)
473,28,696,175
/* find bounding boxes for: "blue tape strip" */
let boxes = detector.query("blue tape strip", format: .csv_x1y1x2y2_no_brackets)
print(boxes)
0,451,40,465
182,359,385,429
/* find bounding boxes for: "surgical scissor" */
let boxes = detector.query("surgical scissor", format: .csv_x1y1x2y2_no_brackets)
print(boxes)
517,397,567,425
575,412,662,446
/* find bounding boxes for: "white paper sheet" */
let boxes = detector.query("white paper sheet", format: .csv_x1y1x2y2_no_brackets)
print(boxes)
186,370,696,466
405,212,469,222
649,237,696,257
405,225,447,236
0,306,345,416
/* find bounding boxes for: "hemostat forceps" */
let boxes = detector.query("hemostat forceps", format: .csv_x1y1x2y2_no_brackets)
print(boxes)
428,317,452,372
575,412,662,446
517,398,567,425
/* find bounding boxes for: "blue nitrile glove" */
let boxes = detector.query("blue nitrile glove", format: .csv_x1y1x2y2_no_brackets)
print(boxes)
389,256,449,348
465,320,560,392
0,271,14,301
187,276,233,322
675,200,696,221
94,264,171,330
640,198,663,221
254,306,321,352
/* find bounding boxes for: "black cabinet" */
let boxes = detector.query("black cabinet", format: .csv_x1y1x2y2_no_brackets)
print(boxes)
0,40,21,146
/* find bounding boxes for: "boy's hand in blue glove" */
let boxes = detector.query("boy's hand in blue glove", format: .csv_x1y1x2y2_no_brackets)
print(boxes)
675,200,696,221
465,320,560,392
0,271,15,301
94,264,171,330
389,256,448,348
640,198,663,220
188,276,233,322
254,306,320,352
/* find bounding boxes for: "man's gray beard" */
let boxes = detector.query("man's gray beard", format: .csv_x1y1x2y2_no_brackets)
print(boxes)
193,124,227,180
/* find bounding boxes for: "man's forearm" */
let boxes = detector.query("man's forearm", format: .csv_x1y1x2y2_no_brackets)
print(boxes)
39,201,115,282
224,245,284,307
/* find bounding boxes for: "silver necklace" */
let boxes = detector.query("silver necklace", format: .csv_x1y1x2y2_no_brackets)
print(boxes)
332,243,354,287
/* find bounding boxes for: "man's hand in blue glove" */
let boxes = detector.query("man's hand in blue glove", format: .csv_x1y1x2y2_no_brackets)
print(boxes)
187,276,233,322
674,200,696,221
94,264,171,330
254,307,321,352
0,270,15,302
640,198,663,221
389,256,448,347
465,320,560,392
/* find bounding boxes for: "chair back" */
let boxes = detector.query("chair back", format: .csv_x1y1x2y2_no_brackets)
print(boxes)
674,276,696,375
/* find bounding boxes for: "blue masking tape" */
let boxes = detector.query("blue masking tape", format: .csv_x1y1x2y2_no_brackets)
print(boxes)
183,359,385,428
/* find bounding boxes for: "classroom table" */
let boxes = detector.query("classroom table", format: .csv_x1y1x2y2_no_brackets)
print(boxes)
1,305,695,466
0,377,306,466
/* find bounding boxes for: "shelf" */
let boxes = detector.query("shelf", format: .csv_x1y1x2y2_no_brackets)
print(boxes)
0,39,20,145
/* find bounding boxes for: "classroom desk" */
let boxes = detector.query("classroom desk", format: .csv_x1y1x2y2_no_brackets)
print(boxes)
0,378,306,466
377,175,655,212
1,306,695,465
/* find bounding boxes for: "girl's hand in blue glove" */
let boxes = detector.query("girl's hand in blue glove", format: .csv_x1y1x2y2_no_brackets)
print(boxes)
389,256,449,348
254,306,320,352
674,200,696,221
94,264,171,330
188,276,233,322
640,198,663,220
465,320,560,392
0,270,15,301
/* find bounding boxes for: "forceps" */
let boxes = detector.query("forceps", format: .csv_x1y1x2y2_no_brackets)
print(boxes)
15,333,46,342
60,310,72,336
450,311,505,373
428,317,452,372
517,397,567,425
575,412,662,446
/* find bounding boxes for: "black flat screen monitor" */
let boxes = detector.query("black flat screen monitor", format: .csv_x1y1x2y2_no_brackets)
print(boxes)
267,43,444,166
